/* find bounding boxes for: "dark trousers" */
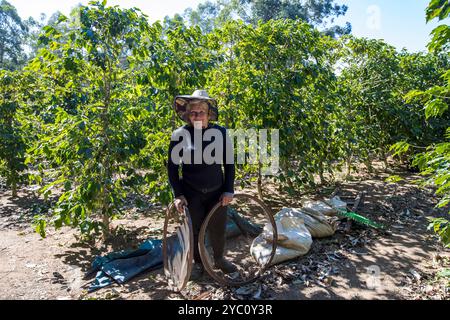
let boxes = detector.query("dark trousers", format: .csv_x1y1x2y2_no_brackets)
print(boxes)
182,182,228,263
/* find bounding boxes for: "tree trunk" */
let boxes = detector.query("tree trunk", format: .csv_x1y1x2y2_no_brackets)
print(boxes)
365,154,373,173
280,159,295,193
102,205,110,240
319,171,325,185
101,66,112,241
318,162,326,185
346,152,352,179
7,160,18,197
12,180,17,198
383,149,389,171
257,162,263,200
0,43,4,65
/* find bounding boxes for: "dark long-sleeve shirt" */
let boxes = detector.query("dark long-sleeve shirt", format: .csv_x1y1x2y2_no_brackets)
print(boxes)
167,123,235,198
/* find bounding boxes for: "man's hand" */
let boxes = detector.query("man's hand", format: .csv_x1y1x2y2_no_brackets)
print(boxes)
220,193,233,206
174,195,188,213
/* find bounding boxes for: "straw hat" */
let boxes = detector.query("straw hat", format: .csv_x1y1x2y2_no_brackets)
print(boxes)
173,90,218,122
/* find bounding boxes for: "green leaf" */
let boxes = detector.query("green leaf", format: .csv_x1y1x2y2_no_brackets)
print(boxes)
427,24,450,52
404,89,426,103
389,141,411,157
426,0,450,22
33,216,47,238
57,14,68,24
424,98,448,119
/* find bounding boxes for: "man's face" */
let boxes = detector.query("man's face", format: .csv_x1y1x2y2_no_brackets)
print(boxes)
188,102,209,129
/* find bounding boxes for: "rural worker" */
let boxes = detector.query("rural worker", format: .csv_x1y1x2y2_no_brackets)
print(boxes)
167,89,237,280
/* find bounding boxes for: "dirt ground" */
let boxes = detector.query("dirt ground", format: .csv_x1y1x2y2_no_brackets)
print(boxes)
0,159,449,300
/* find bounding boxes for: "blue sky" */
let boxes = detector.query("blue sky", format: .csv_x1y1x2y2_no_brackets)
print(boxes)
8,0,447,52
334,0,444,52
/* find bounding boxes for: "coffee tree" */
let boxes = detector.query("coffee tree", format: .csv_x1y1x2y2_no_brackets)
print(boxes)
207,20,341,196
391,0,450,247
336,37,405,172
27,1,154,238
0,70,28,197
133,19,215,205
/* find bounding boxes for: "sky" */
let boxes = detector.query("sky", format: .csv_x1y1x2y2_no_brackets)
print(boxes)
334,0,444,52
7,0,448,53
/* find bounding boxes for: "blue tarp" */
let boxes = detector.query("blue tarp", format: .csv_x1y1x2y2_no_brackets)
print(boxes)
88,238,164,292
